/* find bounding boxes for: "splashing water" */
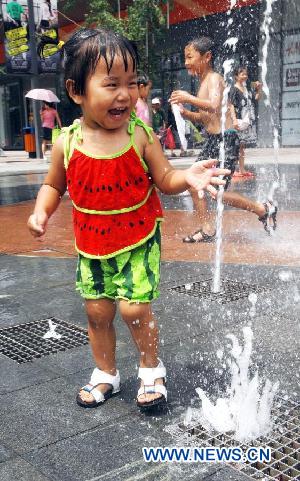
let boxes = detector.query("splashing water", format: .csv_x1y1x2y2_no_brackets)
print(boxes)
43,319,62,340
212,59,235,294
261,0,280,198
224,37,238,49
270,127,280,198
278,270,293,282
248,292,258,318
192,326,279,442
261,0,276,106
267,180,279,203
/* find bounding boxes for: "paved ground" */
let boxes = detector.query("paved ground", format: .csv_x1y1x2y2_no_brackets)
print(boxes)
0,148,299,481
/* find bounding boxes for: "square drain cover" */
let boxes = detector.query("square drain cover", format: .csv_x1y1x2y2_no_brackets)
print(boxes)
171,398,300,480
169,278,269,304
0,318,89,363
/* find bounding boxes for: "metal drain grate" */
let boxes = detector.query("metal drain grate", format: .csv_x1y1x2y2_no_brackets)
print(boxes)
169,278,270,304
173,398,300,480
0,318,89,363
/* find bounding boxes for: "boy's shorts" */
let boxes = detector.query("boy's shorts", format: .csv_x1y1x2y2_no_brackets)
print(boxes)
76,224,161,302
197,130,240,190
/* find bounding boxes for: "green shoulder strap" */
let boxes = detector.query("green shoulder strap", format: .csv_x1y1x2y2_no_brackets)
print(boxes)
62,119,83,169
128,111,154,144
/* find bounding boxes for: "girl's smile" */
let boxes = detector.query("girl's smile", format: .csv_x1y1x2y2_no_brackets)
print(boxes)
70,53,138,131
107,106,129,120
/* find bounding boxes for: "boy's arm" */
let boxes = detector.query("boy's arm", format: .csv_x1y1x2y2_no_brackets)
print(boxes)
138,129,230,197
28,135,66,237
180,107,210,125
171,74,223,113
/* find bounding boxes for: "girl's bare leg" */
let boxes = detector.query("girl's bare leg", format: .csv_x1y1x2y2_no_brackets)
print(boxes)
42,140,46,157
78,298,117,403
119,300,164,404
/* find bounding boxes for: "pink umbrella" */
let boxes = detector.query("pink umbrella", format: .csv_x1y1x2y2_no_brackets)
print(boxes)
25,89,60,103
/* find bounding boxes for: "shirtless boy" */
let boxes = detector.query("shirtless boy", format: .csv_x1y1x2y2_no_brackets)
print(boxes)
170,37,277,241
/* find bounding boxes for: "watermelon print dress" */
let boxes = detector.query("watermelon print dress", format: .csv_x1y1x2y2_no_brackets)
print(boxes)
63,113,164,302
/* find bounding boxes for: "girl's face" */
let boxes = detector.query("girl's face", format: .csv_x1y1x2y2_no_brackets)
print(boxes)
236,69,248,83
184,45,211,76
69,53,138,131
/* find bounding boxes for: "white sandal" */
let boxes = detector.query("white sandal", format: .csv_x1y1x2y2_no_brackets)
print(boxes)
76,368,120,408
136,359,167,411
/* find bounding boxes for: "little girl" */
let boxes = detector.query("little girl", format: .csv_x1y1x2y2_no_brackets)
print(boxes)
135,72,151,125
28,28,229,412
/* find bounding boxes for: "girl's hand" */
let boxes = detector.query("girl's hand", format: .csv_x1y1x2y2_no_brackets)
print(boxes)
185,159,231,199
170,90,192,104
27,212,49,237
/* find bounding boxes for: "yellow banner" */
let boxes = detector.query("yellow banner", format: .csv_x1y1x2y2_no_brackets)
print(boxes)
42,44,59,57
8,44,29,56
6,37,27,49
5,26,27,41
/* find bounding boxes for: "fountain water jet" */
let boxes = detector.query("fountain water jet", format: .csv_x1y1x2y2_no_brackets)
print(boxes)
192,326,279,442
212,59,235,294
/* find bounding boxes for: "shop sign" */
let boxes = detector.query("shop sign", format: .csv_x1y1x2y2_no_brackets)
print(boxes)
282,92,300,120
283,63,300,92
1,0,60,74
282,34,300,145
283,33,300,65
281,119,300,146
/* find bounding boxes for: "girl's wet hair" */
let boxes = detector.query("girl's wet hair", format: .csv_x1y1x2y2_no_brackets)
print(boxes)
233,65,248,77
38,28,139,102
137,72,150,86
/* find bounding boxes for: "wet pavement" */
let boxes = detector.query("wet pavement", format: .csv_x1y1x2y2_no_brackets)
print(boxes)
0,149,299,481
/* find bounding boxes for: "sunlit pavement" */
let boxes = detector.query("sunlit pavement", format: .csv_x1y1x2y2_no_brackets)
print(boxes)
0,150,299,481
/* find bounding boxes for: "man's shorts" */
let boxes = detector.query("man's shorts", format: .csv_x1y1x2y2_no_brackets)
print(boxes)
196,130,240,190
76,225,161,302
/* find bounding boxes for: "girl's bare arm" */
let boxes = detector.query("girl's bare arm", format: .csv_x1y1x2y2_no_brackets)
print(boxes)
135,128,229,197
28,136,66,237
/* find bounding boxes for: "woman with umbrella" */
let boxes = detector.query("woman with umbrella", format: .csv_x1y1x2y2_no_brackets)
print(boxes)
40,102,62,159
25,88,62,159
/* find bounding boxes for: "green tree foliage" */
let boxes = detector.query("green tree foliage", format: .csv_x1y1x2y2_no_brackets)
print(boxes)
60,0,170,73
85,0,125,35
